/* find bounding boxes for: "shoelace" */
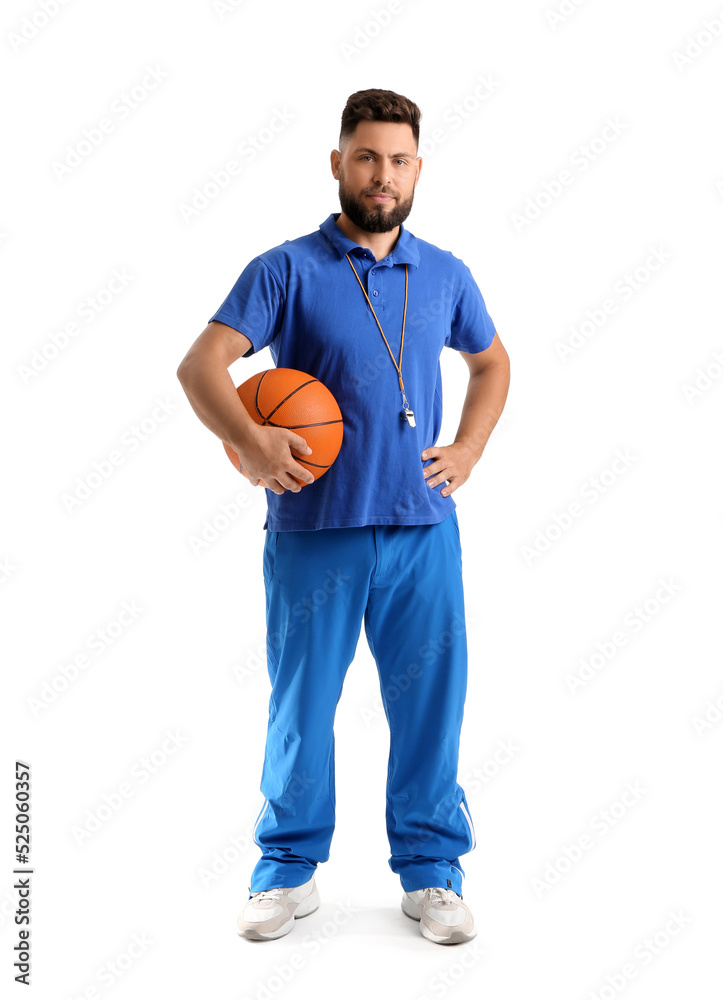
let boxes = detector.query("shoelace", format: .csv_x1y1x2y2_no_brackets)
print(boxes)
250,888,285,902
421,887,459,906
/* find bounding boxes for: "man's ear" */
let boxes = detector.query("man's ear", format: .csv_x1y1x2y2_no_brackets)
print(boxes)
330,149,341,179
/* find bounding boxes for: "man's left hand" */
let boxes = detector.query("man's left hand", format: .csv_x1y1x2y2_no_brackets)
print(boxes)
421,442,477,497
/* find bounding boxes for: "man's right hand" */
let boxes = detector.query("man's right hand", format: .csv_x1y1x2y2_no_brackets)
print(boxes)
234,424,316,494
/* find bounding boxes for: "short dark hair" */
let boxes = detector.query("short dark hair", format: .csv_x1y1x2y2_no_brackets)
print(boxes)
339,89,421,151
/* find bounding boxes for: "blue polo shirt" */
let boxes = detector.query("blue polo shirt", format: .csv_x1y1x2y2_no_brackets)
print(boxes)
208,212,496,531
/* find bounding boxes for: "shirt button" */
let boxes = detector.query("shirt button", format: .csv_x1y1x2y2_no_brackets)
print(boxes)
371,270,376,275
373,290,378,296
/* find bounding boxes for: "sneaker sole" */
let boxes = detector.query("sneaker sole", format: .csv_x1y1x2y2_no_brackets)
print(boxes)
419,922,477,945
401,895,476,945
237,886,321,941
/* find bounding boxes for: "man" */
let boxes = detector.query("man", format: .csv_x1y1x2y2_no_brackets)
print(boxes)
177,89,510,946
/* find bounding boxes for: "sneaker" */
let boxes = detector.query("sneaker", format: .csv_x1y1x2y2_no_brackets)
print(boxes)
237,874,320,941
401,886,477,944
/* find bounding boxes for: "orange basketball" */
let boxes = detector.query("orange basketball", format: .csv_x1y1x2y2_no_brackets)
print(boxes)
223,368,344,488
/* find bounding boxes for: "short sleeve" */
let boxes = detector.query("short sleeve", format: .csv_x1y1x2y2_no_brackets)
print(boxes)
207,256,284,357
446,262,496,353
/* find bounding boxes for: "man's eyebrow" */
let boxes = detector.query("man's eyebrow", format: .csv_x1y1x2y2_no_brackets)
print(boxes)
353,146,415,158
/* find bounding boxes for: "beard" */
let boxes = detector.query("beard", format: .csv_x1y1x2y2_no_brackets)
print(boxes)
337,169,415,233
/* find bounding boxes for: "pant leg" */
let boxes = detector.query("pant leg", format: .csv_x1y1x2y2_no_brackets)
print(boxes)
363,509,476,896
249,525,374,893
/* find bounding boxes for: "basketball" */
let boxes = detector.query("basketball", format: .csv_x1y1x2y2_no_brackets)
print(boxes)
223,368,344,488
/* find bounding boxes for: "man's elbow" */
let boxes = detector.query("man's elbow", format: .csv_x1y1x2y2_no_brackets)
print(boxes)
176,357,193,386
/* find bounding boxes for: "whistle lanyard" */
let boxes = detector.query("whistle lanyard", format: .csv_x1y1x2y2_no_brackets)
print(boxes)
345,253,416,427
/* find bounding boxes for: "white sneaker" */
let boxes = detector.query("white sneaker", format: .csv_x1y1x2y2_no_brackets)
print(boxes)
237,875,320,941
401,886,477,944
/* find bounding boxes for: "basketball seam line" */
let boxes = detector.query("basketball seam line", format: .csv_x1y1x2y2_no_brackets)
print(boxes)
255,373,321,423
249,370,341,473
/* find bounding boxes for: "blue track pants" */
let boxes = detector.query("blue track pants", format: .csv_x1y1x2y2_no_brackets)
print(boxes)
248,509,477,897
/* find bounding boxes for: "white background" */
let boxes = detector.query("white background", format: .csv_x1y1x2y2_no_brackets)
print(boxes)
3,0,722,997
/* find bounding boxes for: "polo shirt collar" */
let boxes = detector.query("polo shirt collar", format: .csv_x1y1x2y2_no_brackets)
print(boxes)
319,212,420,268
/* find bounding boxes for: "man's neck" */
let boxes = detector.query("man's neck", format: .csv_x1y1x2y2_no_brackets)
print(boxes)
334,212,401,262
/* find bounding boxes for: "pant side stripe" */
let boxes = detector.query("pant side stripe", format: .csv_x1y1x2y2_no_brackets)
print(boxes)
460,800,476,850
252,798,270,845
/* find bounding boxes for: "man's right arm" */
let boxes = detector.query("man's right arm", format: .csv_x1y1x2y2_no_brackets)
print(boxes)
176,321,315,494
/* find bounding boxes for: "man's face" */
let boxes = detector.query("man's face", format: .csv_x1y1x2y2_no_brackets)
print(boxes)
331,120,422,233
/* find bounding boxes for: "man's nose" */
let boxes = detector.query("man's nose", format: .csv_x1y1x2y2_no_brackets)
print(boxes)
372,163,393,187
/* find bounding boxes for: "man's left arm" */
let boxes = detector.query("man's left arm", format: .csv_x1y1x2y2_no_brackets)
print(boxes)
421,332,510,497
